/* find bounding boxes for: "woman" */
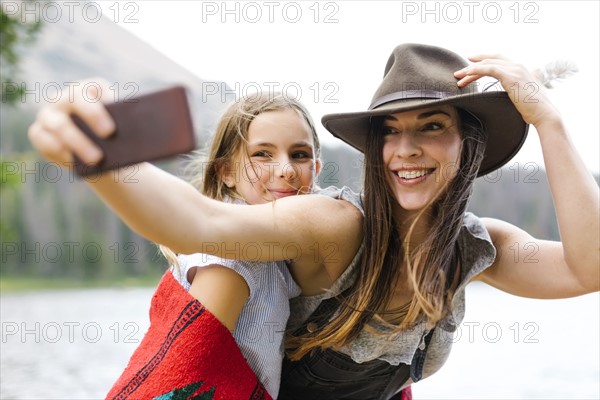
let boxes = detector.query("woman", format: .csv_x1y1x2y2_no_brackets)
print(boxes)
28,44,598,399
277,43,598,399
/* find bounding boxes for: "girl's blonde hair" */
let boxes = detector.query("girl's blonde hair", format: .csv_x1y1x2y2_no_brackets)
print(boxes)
160,92,320,266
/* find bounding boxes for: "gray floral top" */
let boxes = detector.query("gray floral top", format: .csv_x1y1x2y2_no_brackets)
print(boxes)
287,187,497,385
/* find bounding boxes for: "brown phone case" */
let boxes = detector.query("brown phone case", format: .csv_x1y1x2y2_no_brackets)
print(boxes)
71,86,196,176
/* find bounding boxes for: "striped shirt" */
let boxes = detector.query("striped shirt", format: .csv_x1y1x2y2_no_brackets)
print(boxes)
173,253,301,398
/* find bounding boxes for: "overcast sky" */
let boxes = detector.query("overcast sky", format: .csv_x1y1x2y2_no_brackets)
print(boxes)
103,1,599,172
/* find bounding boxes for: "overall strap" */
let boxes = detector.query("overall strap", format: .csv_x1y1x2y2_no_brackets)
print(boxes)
292,288,352,337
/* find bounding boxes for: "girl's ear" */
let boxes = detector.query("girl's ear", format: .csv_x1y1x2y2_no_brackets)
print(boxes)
217,162,235,188
314,158,322,177
224,177,235,188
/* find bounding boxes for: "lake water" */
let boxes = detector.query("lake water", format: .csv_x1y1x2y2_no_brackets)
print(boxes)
1,283,598,399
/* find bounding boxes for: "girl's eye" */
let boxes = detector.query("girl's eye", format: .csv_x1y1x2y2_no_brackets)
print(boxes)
292,151,311,160
251,150,272,158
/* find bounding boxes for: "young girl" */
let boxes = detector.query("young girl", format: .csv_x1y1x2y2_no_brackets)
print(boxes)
28,43,598,400
98,92,355,399
164,92,321,398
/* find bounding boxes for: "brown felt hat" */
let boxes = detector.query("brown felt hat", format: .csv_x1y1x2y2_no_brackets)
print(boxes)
322,43,529,176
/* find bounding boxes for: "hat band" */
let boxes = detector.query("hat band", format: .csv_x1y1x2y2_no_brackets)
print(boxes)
369,90,454,110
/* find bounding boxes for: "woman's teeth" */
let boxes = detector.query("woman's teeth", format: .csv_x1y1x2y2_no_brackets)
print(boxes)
397,169,430,179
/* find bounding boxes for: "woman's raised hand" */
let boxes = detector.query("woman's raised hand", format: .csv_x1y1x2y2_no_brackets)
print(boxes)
454,55,560,129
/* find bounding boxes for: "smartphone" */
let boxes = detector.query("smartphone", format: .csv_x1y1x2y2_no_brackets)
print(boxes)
71,85,196,176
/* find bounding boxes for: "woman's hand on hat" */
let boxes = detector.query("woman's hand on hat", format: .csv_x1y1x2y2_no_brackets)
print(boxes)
453,55,560,128
28,78,115,168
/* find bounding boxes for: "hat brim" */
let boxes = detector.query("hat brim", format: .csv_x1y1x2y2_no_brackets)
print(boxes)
322,91,529,177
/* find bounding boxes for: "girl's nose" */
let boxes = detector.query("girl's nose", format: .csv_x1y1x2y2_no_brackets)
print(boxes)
275,156,297,180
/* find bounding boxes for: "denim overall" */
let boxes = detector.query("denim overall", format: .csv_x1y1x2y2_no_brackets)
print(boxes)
278,292,434,400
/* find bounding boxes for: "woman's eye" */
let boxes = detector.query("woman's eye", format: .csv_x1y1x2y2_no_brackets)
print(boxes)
382,126,397,136
421,122,444,131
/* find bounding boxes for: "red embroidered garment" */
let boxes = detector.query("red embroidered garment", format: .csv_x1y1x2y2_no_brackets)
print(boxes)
106,271,271,400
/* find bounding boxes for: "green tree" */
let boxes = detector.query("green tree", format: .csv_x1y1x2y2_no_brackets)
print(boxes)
1,2,43,244
1,1,43,105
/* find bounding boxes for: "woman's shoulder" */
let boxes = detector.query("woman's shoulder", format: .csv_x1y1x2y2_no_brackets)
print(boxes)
462,212,493,242
458,212,497,283
314,185,365,216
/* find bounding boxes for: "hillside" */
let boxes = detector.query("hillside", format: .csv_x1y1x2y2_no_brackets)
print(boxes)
1,8,232,279
2,7,596,281
2,5,232,152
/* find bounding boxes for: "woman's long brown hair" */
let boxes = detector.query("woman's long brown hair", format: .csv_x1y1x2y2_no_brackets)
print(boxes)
288,108,486,360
